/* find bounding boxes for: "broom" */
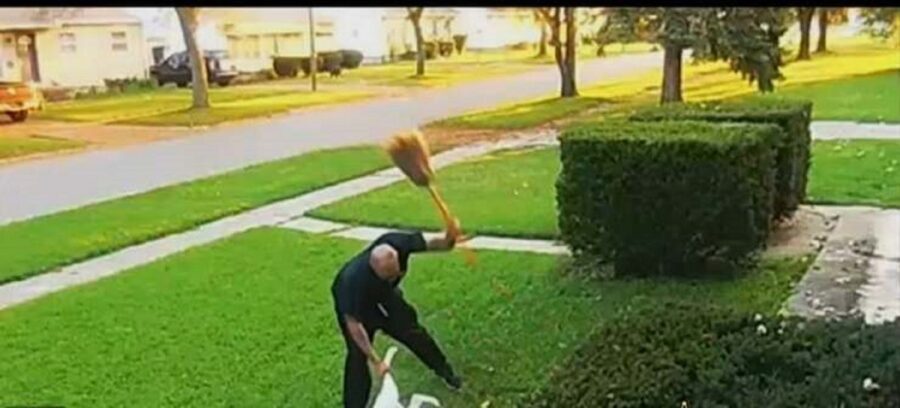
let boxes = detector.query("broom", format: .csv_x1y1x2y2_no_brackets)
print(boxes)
384,130,477,266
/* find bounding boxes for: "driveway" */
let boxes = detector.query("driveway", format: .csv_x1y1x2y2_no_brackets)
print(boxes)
0,52,663,225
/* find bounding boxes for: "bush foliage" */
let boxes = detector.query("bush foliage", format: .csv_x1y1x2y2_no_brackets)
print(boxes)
630,96,812,220
557,120,778,276
526,302,900,408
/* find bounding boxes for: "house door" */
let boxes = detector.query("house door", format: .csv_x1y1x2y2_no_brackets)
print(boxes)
15,33,39,82
26,34,39,82
152,46,165,64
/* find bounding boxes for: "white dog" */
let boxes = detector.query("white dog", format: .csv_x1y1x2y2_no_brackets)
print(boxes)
372,347,442,408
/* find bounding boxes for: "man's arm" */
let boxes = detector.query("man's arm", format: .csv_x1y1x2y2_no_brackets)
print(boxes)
345,316,379,362
425,218,463,252
426,234,456,251
344,316,390,375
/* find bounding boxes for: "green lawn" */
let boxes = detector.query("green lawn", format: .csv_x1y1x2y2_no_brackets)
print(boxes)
314,139,900,238
431,40,900,132
776,69,900,123
808,139,900,208
0,145,389,284
311,147,561,238
0,227,808,407
429,97,610,130
37,87,371,126
0,135,85,160
121,90,371,127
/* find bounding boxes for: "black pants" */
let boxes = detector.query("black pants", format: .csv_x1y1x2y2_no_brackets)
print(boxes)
336,291,453,408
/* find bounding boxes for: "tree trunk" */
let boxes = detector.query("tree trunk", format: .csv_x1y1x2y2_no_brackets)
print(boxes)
561,7,578,97
175,7,209,109
550,9,566,97
409,8,425,77
816,8,828,53
660,45,683,104
537,22,548,57
797,7,814,60
768,28,782,68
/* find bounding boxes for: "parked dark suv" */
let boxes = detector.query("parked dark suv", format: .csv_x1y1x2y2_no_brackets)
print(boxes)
150,50,239,88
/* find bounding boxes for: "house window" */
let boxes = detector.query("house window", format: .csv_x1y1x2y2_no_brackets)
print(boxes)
111,31,128,51
59,32,76,53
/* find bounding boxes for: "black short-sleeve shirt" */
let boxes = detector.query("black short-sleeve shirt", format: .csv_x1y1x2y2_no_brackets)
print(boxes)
331,231,427,322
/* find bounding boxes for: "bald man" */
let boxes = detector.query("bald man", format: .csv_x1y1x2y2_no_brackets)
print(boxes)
331,227,462,408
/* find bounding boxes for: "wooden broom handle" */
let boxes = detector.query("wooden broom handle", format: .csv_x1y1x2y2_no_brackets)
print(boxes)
426,185,477,266
427,185,454,226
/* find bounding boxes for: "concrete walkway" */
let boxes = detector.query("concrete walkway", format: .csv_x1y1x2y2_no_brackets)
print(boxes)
811,121,900,140
0,131,560,311
785,205,900,324
0,52,663,226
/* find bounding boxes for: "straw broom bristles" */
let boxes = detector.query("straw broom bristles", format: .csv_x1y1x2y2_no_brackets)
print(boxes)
384,130,477,266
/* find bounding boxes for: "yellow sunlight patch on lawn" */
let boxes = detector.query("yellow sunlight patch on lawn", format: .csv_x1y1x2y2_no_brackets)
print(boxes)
582,37,900,104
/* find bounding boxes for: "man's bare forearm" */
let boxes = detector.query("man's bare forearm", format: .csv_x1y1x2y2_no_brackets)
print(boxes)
345,317,379,363
426,235,456,251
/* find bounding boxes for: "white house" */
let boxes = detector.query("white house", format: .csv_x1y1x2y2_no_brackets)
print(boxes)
319,8,546,63
0,8,147,87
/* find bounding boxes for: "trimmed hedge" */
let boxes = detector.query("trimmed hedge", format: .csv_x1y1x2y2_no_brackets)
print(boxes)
339,49,364,69
557,121,779,276
526,302,900,407
630,96,812,220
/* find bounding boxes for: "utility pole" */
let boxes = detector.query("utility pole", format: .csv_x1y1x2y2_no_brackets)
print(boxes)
308,7,317,92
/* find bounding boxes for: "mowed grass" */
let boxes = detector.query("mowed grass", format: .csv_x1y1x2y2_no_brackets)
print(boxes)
435,39,900,131
311,147,561,238
808,139,900,208
776,69,900,123
292,45,633,89
122,90,371,127
0,145,389,284
314,139,900,238
430,97,610,130
0,228,808,407
0,135,85,160
37,86,371,126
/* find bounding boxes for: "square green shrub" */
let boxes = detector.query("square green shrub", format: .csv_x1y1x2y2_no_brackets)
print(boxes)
525,302,900,407
629,96,812,220
557,121,778,275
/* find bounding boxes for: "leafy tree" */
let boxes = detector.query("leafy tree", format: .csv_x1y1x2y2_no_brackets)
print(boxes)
533,9,549,57
407,7,426,77
537,7,579,97
603,8,784,103
860,7,900,44
584,8,649,56
697,8,787,93
796,7,815,60
175,7,209,109
816,8,848,53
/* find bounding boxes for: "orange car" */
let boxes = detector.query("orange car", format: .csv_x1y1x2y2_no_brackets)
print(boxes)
0,81,43,123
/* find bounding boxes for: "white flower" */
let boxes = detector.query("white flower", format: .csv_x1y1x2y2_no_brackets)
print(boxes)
756,324,768,335
754,313,763,322
863,377,880,391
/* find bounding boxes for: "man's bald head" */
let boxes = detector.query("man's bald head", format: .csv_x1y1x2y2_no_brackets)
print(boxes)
370,244,401,281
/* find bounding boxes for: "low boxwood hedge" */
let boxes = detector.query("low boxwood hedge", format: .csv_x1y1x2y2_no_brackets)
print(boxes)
557,121,779,276
629,96,812,220
526,302,900,408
